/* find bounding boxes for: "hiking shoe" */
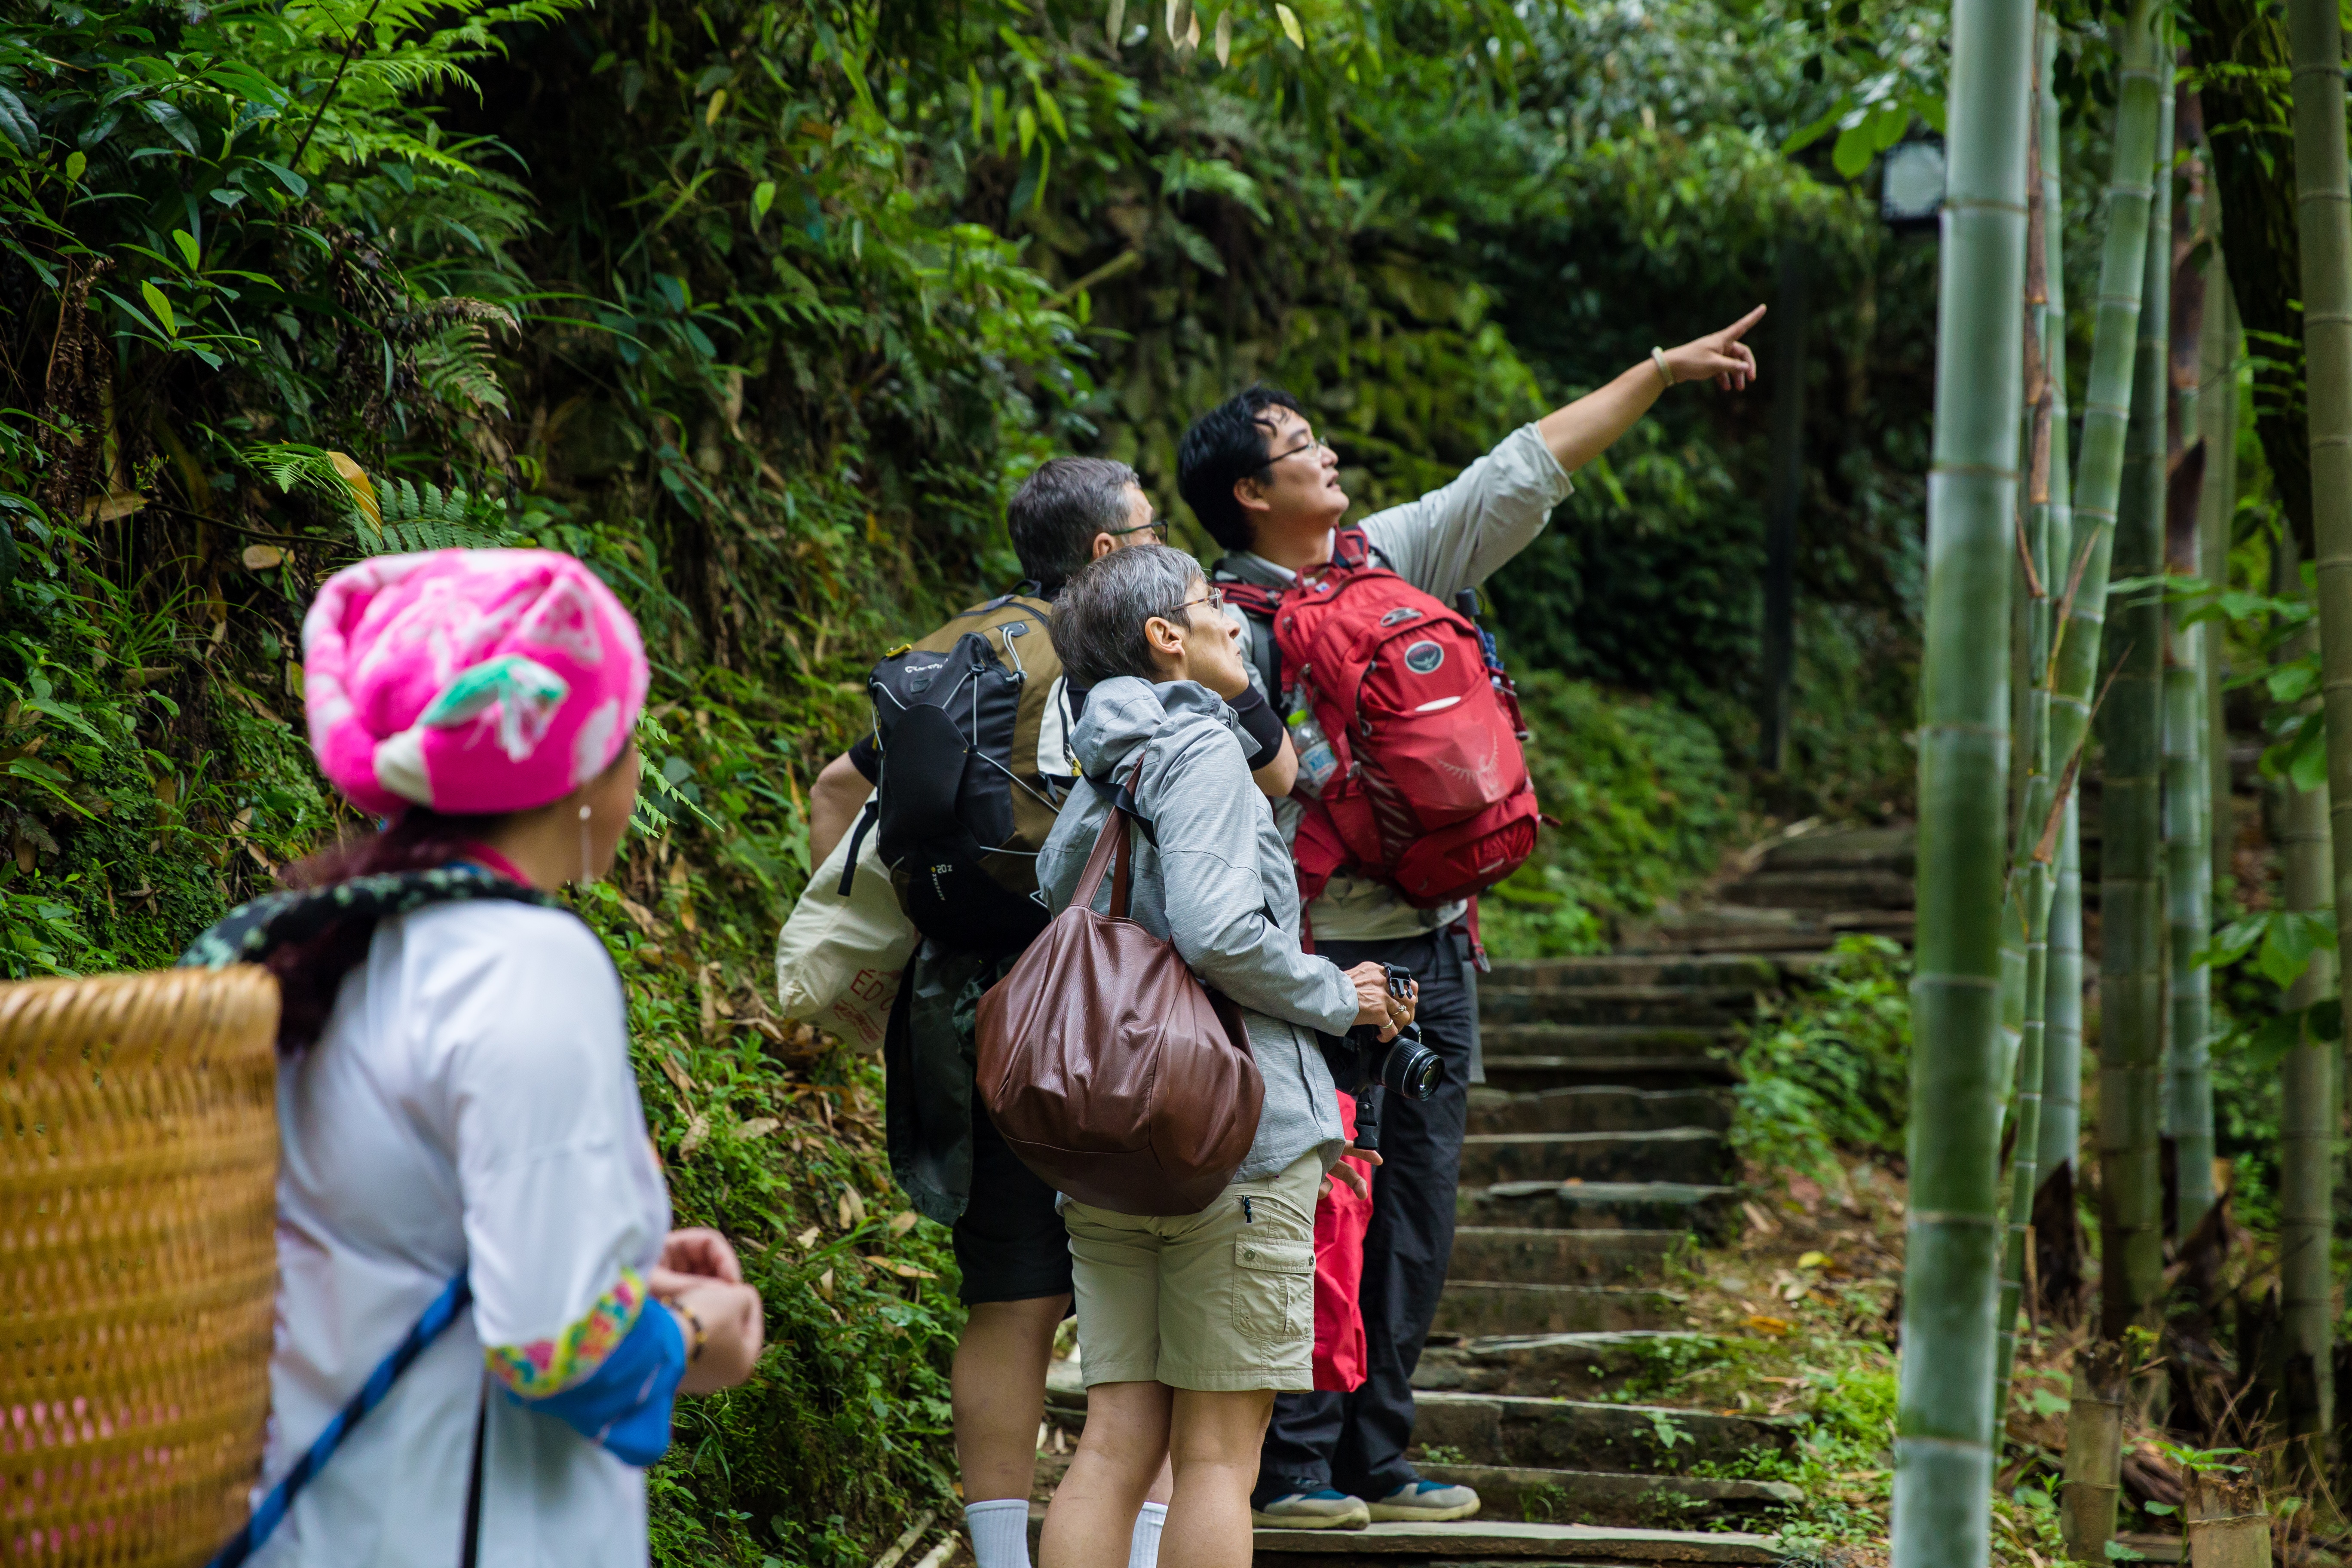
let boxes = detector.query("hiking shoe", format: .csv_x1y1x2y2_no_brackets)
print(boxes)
1251,1490,1372,1529
1369,1480,1482,1522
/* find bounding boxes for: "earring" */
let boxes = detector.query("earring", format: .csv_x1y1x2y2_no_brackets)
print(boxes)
578,803,594,885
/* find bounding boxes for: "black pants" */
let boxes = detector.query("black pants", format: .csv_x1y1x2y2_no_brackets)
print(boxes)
1257,931,1475,1502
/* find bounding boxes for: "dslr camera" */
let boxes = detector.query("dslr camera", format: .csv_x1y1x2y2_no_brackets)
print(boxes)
1340,964,1444,1154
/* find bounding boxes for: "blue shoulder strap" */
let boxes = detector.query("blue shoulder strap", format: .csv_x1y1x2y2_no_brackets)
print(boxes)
205,1272,475,1568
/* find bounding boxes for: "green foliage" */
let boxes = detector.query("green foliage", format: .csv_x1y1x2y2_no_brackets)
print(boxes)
1479,671,1747,959
1728,936,1913,1185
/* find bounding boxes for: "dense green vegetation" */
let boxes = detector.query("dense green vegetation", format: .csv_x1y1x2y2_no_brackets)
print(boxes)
0,0,1973,1558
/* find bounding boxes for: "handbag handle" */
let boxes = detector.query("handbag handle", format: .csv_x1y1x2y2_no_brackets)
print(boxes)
1072,758,1145,919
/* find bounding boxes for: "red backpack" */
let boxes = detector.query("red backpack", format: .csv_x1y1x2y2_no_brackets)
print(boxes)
1223,529,1540,909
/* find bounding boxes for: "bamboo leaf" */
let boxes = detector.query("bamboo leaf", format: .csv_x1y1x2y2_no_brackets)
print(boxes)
1276,2,1304,48
1215,8,1232,65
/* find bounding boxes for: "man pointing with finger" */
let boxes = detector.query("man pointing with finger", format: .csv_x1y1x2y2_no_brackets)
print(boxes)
1176,307,1768,1531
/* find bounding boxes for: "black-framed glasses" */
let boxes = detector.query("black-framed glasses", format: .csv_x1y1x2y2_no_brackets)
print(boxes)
1107,517,1170,542
1260,436,1333,471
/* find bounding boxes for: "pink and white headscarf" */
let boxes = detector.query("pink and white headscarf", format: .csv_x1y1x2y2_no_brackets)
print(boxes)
303,550,651,818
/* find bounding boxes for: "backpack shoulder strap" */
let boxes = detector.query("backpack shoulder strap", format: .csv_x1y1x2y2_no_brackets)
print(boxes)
179,866,564,971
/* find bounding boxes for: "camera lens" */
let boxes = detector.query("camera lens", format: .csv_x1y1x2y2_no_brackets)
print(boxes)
1379,1035,1444,1101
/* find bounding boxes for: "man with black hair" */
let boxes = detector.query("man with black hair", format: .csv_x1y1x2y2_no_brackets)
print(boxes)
802,455,1292,1568
1176,308,1767,1530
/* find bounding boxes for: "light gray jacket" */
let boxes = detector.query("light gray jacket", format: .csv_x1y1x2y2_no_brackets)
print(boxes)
1037,677,1357,1182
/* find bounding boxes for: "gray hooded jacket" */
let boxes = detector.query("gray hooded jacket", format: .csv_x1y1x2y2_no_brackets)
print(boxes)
1037,676,1357,1183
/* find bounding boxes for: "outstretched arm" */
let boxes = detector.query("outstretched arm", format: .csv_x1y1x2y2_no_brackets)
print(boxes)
1537,305,1767,475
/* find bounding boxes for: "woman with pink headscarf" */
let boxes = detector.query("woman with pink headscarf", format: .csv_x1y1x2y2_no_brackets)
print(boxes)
189,550,763,1566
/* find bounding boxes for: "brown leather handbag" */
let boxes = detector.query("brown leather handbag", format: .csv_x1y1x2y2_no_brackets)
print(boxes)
975,782,1264,1216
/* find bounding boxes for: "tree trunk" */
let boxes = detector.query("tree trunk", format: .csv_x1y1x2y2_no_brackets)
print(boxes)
1761,241,1808,774
1994,23,2059,1427
2163,122,2216,1235
2098,28,2174,1343
2061,1341,2128,1559
2183,0,2311,557
1891,0,2032,1555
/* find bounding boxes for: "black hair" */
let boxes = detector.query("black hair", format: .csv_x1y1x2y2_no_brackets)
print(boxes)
1047,543,1206,688
1008,456,1142,593
1176,384,1301,553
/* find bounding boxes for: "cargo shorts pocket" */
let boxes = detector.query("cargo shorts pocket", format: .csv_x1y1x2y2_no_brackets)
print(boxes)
1230,1236,1314,1351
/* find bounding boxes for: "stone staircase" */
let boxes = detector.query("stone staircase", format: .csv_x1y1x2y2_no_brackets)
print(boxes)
1041,824,1916,1565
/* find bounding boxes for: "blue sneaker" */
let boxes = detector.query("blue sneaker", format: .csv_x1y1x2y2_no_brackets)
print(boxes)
1370,1479,1481,1522
1251,1489,1372,1529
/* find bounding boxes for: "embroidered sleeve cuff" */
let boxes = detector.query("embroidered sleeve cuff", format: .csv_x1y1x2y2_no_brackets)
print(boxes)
488,1278,685,1466
485,1266,649,1396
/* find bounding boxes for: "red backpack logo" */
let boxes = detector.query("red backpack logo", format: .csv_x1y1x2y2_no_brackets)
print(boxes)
1226,530,1539,909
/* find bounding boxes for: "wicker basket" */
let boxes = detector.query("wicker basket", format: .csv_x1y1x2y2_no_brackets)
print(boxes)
0,966,281,1567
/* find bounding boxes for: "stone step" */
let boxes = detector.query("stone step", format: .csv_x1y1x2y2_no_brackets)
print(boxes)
1479,1056,1738,1093
1479,986,1759,1028
1414,1392,1796,1475
1446,1228,1685,1286
1484,954,1798,991
1717,869,1913,911
1414,1331,1721,1399
1481,1023,1738,1058
1248,1519,1779,1564
1415,1463,1802,1528
1431,1283,1683,1337
1467,1087,1733,1137
1464,1181,1740,1245
1759,825,1914,873
1458,1128,1727,1189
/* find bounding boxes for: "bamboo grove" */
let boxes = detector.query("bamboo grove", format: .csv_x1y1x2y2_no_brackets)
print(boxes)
1906,0,2352,1556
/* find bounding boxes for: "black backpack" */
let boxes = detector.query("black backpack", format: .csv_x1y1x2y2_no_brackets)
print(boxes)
843,592,1075,959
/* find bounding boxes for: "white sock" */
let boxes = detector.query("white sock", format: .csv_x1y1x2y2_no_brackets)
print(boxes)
965,1499,1032,1568
1127,1501,1169,1568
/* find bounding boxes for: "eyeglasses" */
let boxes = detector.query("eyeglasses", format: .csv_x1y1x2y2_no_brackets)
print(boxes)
1261,436,1333,471
1106,517,1170,542
1163,585,1227,618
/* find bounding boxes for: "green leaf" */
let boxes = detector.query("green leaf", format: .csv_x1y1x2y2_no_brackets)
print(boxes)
2289,726,2329,793
752,180,776,219
139,280,177,337
64,150,86,183
1017,104,1036,158
172,228,199,272
138,98,201,155
2258,909,2337,988
0,86,33,152
256,159,309,198
1276,2,1304,48
1831,122,1873,180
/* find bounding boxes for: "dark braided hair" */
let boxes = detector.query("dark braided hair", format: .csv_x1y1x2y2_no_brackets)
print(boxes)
267,808,514,1054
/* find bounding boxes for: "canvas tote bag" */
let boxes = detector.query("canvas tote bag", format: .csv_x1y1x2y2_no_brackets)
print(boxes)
774,789,915,1054
975,780,1264,1216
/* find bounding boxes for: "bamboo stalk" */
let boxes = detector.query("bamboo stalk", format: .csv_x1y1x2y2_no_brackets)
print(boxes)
2185,1479,2269,1568
2198,265,2239,897
2098,30,2173,1341
2275,536,2334,1479
2060,1341,2127,1558
1892,0,2034,1556
2036,18,2086,1210
2286,0,2352,1380
1992,19,2061,1427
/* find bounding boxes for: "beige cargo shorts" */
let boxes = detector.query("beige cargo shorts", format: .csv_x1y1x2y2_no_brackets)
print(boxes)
1063,1150,1324,1392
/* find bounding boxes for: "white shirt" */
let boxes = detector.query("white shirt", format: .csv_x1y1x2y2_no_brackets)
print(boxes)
256,901,671,1568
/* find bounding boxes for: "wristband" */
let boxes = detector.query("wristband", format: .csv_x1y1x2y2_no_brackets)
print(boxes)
680,1306,707,1363
1228,682,1288,767
1650,347,1675,389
